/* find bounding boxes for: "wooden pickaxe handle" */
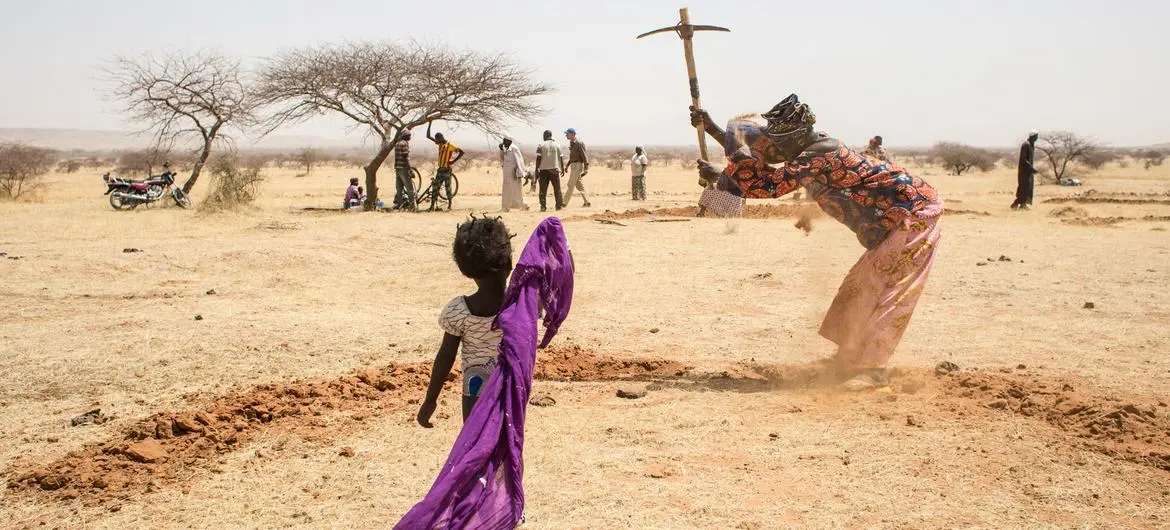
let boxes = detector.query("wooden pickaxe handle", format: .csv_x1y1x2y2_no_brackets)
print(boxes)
679,8,709,161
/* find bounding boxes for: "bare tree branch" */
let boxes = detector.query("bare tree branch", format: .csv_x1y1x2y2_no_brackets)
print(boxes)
1036,132,1102,184
0,143,57,199
103,50,259,193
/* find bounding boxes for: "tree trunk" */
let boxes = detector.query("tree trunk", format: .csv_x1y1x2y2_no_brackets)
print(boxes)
182,122,223,194
363,141,395,211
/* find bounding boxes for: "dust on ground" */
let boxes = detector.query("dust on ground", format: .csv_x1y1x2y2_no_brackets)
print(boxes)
3,160,1170,527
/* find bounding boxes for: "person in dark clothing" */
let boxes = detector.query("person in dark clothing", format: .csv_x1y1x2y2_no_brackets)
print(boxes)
1012,131,1040,210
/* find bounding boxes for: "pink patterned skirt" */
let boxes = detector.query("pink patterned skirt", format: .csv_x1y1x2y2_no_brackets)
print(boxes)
818,201,943,369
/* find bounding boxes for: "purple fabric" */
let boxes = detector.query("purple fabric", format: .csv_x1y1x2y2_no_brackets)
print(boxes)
395,217,574,530
345,184,361,203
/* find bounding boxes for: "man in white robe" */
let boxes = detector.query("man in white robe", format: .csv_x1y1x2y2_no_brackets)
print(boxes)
499,136,529,212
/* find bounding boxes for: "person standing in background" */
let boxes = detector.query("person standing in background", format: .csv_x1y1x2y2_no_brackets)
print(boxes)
393,130,416,211
1012,131,1039,210
630,145,649,201
499,136,529,212
561,128,592,208
426,122,464,211
535,130,566,212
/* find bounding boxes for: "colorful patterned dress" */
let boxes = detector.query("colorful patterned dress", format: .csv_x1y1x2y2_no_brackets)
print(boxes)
719,145,944,368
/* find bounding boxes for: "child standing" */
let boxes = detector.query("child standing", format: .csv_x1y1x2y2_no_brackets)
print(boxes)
417,216,513,426
397,217,574,530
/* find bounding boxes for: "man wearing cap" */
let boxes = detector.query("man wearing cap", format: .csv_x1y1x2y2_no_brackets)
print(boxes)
561,128,592,208
498,136,529,212
1011,131,1040,210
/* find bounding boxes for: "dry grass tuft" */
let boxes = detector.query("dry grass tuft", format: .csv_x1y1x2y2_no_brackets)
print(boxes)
200,155,265,212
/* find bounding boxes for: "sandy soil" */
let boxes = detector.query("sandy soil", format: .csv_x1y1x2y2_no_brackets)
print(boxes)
1,156,1169,528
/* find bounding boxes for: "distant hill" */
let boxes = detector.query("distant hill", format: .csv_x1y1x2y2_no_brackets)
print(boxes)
0,128,365,152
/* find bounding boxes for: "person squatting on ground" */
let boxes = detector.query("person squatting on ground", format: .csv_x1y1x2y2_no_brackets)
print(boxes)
344,177,362,209
561,128,591,207
393,130,417,211
631,145,649,200
535,130,566,212
691,94,944,391
1012,131,1039,210
426,122,465,211
399,216,574,529
499,136,530,212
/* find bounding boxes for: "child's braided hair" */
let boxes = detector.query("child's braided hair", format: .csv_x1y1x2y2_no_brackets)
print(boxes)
453,214,514,280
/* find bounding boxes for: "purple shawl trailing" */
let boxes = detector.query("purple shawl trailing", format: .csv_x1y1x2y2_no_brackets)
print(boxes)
395,218,574,530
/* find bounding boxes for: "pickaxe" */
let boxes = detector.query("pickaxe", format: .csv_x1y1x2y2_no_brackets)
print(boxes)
637,7,729,161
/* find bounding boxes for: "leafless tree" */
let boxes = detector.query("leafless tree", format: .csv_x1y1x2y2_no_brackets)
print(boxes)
0,143,57,199
116,147,172,176
1035,132,1101,184
929,142,997,176
105,50,258,194
1080,149,1120,170
56,160,82,173
256,41,551,209
297,147,323,175
1134,148,1167,170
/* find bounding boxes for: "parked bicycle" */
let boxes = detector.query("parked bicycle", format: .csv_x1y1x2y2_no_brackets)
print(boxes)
412,169,460,211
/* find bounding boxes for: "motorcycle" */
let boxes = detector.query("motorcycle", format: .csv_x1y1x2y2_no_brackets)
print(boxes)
102,170,192,210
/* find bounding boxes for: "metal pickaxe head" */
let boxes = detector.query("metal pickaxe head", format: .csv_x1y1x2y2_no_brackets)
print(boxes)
636,8,729,40
636,7,729,161
636,23,730,40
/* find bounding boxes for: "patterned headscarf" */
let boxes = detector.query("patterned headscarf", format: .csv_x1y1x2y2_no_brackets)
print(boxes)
763,94,816,149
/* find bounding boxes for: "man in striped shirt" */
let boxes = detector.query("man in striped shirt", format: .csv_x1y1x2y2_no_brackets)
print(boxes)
426,122,465,211
392,130,416,211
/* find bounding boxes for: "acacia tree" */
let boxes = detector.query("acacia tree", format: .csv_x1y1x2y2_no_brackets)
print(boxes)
256,41,550,209
929,142,997,176
105,50,258,194
117,147,172,176
0,143,57,199
1036,131,1101,183
1135,149,1167,170
297,147,323,175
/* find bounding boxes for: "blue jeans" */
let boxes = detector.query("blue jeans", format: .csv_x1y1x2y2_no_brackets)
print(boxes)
393,167,416,209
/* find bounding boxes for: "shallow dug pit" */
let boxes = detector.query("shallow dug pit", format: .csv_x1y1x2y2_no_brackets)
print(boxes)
1045,196,1170,206
6,363,438,505
9,347,702,506
1048,206,1090,218
536,344,691,381
563,204,819,223
934,370,1170,472
1060,215,1170,227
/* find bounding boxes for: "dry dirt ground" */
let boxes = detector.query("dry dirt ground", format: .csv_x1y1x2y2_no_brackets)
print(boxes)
1,155,1169,529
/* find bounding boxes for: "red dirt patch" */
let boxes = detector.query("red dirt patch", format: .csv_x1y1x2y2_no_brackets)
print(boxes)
8,347,697,506
536,344,691,381
7,362,439,505
935,370,1170,472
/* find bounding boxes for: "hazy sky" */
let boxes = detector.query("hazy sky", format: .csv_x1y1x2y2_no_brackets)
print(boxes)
1,0,1167,149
